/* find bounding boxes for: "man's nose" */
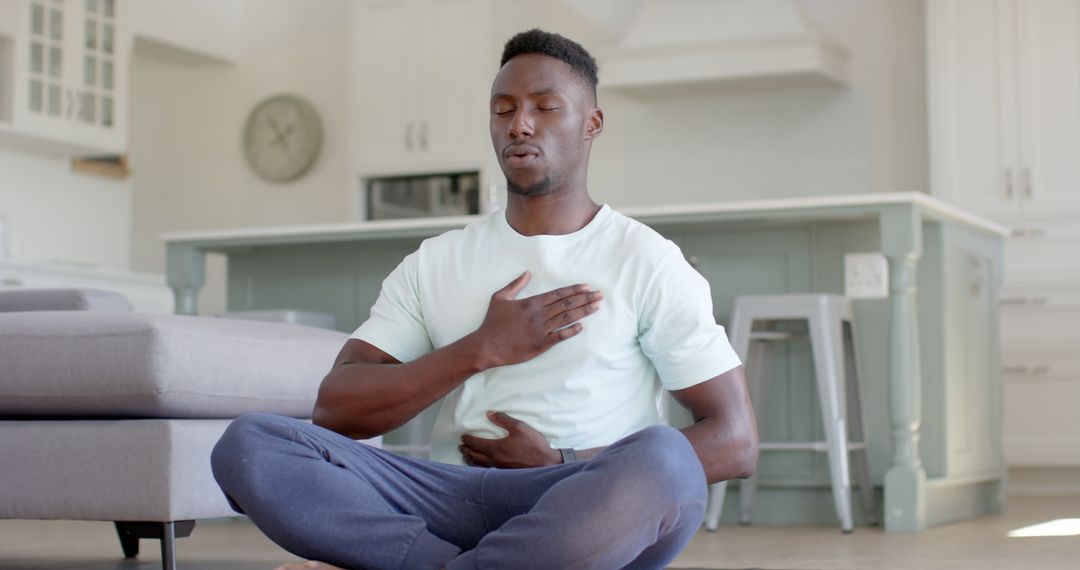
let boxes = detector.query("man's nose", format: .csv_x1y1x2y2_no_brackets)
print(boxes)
508,109,534,139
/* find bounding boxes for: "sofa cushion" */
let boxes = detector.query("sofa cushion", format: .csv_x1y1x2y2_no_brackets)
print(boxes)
0,288,132,312
0,311,348,418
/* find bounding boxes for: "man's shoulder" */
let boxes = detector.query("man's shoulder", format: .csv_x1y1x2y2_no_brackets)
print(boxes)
602,207,682,262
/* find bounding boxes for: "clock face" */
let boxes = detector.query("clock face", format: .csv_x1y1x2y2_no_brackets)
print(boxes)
243,95,323,182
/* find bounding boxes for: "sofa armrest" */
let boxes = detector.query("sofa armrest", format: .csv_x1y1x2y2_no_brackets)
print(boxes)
0,288,132,313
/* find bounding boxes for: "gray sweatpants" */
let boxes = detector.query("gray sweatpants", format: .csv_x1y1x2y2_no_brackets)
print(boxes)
210,413,707,570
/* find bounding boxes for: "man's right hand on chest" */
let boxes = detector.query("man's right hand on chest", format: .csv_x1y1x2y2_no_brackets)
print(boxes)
470,271,603,369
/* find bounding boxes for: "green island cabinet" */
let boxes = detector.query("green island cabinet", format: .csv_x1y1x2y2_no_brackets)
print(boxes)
163,192,1010,533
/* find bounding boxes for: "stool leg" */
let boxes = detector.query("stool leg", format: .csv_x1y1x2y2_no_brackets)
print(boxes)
809,312,854,533
737,338,771,526
844,320,879,526
704,481,728,532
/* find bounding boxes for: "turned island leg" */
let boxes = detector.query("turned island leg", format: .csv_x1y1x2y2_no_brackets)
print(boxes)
166,244,206,316
880,205,928,533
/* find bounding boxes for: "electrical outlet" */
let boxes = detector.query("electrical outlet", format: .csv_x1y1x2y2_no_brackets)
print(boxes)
844,252,889,299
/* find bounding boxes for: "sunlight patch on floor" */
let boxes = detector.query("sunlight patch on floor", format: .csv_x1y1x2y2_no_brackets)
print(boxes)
1008,518,1080,538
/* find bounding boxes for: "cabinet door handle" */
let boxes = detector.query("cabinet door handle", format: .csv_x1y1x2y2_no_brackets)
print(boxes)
418,121,429,151
405,122,414,151
0,277,23,286
1004,168,1014,200
1012,227,1046,238
999,296,1028,306
1030,364,1051,375
1023,167,1033,199
1002,365,1029,374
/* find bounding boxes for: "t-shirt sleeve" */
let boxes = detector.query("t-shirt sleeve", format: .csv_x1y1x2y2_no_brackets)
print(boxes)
638,244,742,391
349,250,433,363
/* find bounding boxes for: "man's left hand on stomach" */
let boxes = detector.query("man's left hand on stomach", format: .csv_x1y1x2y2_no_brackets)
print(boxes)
459,411,561,468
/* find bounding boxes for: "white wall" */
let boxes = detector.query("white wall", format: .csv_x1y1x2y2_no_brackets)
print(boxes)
130,0,243,63
128,0,349,315
505,0,929,207
0,148,131,269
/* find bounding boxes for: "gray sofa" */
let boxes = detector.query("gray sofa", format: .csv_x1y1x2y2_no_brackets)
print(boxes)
0,289,358,569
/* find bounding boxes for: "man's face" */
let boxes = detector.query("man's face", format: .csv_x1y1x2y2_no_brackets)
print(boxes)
489,53,600,197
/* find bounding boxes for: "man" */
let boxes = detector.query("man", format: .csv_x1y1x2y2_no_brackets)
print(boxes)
212,29,758,570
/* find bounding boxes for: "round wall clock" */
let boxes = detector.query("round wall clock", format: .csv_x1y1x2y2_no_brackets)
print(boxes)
242,94,323,183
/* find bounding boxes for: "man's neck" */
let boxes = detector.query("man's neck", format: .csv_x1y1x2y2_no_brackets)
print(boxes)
504,189,601,237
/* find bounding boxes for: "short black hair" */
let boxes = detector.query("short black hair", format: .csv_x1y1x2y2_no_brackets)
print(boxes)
500,29,598,101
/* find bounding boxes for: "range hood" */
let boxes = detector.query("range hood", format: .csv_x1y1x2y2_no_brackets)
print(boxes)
570,0,849,93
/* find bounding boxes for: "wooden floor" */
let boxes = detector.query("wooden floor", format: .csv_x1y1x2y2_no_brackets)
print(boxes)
0,494,1077,569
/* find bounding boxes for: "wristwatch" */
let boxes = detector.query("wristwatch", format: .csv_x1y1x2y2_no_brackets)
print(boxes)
559,448,578,464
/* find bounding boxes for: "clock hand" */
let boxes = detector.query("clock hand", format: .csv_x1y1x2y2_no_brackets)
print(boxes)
266,117,288,148
279,125,295,150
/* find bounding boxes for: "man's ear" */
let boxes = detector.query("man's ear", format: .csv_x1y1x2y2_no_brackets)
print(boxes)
585,107,604,140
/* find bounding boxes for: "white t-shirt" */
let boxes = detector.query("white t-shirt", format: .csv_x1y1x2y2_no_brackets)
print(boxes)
350,204,741,464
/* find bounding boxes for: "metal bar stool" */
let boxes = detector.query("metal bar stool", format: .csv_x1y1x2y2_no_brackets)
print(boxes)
705,293,877,533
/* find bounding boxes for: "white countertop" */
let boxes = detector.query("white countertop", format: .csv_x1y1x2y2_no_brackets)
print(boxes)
161,192,1011,246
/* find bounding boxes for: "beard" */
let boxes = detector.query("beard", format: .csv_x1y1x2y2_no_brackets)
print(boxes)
506,174,555,197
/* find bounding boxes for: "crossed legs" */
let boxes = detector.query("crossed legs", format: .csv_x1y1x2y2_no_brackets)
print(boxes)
211,414,706,570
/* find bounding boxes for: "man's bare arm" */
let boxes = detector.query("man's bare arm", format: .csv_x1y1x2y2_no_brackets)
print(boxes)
670,365,759,484
313,336,487,439
313,272,604,439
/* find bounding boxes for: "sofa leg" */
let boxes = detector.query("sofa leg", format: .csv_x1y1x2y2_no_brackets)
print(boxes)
114,520,196,569
114,522,140,558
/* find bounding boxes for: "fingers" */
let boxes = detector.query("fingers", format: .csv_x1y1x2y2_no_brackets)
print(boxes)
486,410,521,431
460,434,496,452
543,299,601,335
459,441,492,467
532,283,594,306
542,289,604,322
543,322,584,349
493,271,531,300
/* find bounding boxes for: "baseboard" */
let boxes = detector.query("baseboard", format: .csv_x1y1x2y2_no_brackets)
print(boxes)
1008,467,1080,496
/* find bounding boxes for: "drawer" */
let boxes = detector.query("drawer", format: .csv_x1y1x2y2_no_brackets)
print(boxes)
1001,308,1080,352
1003,219,1080,287
999,287,1080,311
1004,381,1080,434
1002,352,1080,383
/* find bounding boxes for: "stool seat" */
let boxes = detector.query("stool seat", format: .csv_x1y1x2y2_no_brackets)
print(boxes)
704,293,877,533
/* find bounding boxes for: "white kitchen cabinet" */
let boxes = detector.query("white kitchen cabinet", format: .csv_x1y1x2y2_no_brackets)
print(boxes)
0,0,130,155
349,0,492,177
928,0,1080,219
928,0,1080,467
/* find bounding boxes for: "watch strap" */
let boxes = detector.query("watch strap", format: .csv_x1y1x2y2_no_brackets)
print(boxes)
559,448,578,464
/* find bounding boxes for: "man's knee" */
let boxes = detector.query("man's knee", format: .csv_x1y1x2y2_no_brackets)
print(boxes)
211,413,294,491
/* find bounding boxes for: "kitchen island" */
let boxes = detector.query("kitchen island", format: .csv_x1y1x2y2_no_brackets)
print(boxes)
163,192,1009,533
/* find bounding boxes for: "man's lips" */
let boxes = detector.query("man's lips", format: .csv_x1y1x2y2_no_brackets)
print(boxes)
503,145,541,166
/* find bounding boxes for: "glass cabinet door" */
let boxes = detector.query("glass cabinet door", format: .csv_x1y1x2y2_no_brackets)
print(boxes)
23,0,118,131
25,0,66,118
77,0,116,129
